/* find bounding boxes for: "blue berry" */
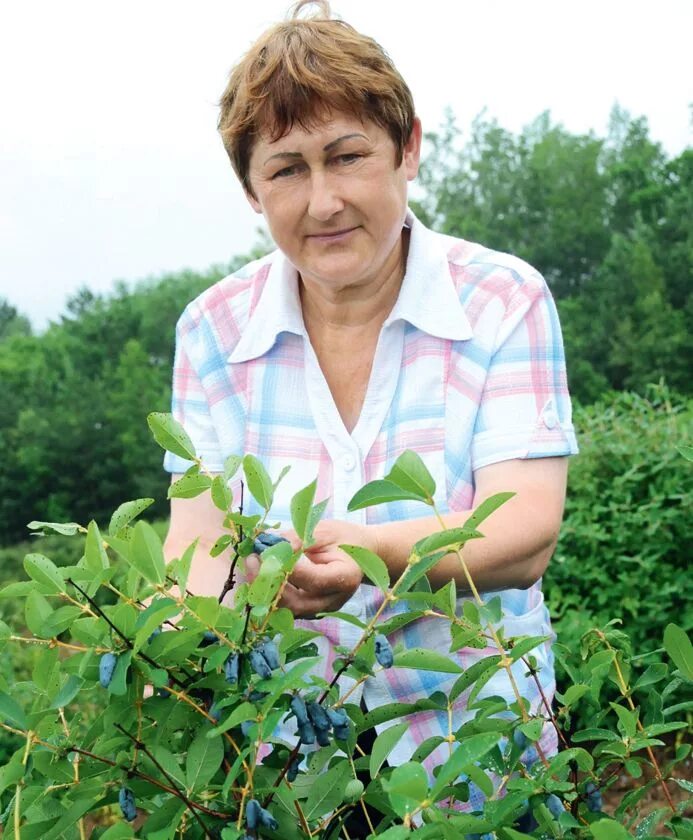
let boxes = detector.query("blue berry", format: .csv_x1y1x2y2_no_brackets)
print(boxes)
546,794,565,819
257,640,280,670
586,782,603,812
118,786,137,821
200,630,218,646
246,799,278,832
99,653,118,688
147,626,162,643
252,532,289,554
374,634,394,668
224,653,240,684
290,695,309,725
249,649,273,679
307,701,331,732
287,756,301,782
297,720,316,745
513,728,528,750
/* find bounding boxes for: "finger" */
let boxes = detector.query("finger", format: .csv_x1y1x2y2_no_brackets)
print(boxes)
245,553,261,581
279,528,302,552
288,555,361,594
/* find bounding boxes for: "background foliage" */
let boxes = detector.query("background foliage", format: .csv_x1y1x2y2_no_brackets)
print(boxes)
0,104,690,674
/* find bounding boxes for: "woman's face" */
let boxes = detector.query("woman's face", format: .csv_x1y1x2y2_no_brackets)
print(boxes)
245,112,421,296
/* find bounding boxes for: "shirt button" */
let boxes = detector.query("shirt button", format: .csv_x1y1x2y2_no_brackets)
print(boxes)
341,453,356,471
543,410,558,430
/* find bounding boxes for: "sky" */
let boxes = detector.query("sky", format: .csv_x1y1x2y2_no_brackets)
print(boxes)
1,0,691,331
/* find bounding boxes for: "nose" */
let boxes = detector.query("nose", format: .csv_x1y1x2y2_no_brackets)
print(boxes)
307,171,344,222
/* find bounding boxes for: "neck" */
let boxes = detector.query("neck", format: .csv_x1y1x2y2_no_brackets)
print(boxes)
299,229,410,332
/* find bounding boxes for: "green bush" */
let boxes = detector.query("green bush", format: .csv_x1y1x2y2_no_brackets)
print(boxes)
546,384,692,653
0,414,689,838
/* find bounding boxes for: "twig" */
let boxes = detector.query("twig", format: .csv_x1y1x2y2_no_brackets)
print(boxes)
114,723,213,836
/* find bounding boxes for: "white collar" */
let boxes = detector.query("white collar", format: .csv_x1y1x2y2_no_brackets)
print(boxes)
229,208,472,364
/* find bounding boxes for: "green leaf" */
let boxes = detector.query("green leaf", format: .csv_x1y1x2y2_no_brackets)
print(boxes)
304,761,352,819
347,479,430,512
0,692,27,728
430,733,499,801
674,778,693,793
340,544,390,592
84,521,109,576
147,412,197,460
508,635,551,661
26,520,82,536
211,476,233,511
248,552,286,607
382,762,429,817
243,454,274,510
186,725,225,791
393,648,462,674
108,651,132,696
677,444,693,462
291,479,317,542
224,453,243,481
99,824,135,839
663,623,693,680
25,590,53,636
370,722,409,778
463,492,515,530
133,598,179,652
208,702,257,737
589,818,634,839
51,675,84,709
413,527,482,558
397,551,447,593
23,553,64,594
168,470,213,499
610,703,638,739
108,498,154,536
450,656,502,702
386,450,436,501
130,520,166,585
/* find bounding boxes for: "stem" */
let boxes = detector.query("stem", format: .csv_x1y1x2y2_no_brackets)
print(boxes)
595,631,675,812
430,504,549,768
114,723,213,836
66,577,191,690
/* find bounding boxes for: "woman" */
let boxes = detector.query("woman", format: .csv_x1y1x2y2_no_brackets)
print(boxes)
163,0,578,812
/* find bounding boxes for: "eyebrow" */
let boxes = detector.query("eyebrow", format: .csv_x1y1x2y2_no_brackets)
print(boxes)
263,133,368,166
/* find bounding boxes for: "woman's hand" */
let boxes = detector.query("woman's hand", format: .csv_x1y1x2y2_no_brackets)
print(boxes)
245,520,377,619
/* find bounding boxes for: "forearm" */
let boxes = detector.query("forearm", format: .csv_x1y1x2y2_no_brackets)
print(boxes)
369,459,567,593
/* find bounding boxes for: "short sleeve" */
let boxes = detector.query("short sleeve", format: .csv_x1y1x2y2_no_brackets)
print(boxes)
163,311,225,475
471,274,578,471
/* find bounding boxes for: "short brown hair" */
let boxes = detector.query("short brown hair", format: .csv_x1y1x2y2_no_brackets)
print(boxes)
218,0,415,196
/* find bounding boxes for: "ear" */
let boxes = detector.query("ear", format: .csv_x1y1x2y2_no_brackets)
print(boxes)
244,188,262,215
402,117,422,181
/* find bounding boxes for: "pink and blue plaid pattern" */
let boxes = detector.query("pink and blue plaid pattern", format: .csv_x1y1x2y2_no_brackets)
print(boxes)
164,209,578,781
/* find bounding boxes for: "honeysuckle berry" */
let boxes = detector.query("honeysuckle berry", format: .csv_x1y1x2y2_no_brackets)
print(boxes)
249,649,273,679
147,626,162,643
248,689,268,703
546,794,565,819
246,799,278,832
585,782,603,812
326,708,351,740
374,634,394,668
252,531,290,554
290,695,309,725
224,653,240,684
200,630,218,646
118,786,137,822
297,719,316,745
512,729,528,750
257,639,280,670
307,701,331,732
241,720,254,738
99,652,118,688
287,756,301,782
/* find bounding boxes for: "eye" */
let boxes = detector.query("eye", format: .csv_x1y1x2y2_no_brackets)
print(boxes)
335,153,362,165
271,164,302,179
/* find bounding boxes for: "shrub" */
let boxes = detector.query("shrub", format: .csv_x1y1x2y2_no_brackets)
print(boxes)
0,414,689,838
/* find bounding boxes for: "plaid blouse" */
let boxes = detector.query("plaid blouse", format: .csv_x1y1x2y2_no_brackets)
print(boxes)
164,209,578,794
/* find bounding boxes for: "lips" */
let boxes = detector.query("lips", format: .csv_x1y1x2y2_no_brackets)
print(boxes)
306,226,359,242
